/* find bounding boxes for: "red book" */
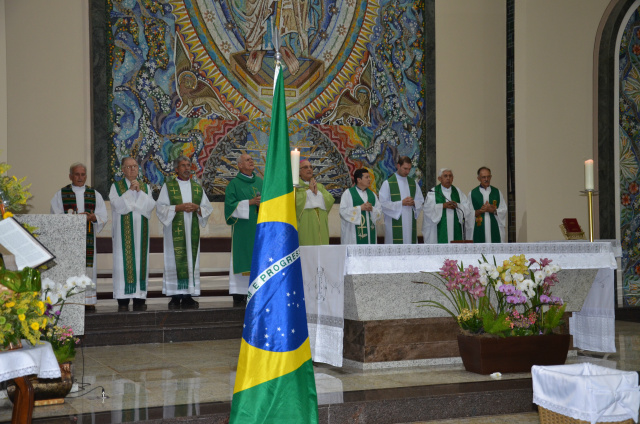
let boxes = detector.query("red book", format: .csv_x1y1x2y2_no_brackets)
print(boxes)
562,218,582,233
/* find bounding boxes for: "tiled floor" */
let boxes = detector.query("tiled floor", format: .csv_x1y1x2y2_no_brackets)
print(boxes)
1,314,638,423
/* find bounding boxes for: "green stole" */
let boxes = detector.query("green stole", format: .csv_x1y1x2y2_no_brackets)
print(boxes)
224,172,262,274
387,174,416,244
434,184,462,244
166,178,203,290
470,185,501,243
61,184,96,267
115,179,149,293
348,186,377,244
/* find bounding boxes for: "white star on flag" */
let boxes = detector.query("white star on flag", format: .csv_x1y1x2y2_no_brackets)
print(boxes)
291,329,295,334
269,257,274,262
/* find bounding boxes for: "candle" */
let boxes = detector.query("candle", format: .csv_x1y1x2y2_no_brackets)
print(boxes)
291,148,300,186
584,159,594,190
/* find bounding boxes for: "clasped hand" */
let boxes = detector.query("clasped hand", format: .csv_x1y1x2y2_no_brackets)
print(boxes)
361,202,373,212
176,202,199,213
401,196,414,207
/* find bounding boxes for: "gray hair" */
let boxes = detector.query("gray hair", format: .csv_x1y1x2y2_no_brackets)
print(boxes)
120,156,137,168
173,155,191,169
437,168,452,178
69,162,86,174
237,153,250,166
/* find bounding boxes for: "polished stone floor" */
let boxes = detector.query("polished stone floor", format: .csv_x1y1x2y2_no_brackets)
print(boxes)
1,304,638,423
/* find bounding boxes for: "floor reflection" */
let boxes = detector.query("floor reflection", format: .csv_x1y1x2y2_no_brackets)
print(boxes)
0,321,638,423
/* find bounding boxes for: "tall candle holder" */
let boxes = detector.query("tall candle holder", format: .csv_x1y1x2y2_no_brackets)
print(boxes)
579,189,598,242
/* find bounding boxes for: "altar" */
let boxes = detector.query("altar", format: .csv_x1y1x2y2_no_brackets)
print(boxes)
315,242,617,369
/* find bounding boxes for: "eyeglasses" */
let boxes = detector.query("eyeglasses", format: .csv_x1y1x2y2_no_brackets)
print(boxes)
124,165,139,169
300,165,312,170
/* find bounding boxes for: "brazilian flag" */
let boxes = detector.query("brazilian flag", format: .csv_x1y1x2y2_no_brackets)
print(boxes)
229,62,319,423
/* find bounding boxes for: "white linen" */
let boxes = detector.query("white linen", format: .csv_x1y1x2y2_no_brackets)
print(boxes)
50,185,108,305
156,179,213,296
422,185,472,244
379,174,424,244
339,187,382,245
0,341,61,382
300,245,347,367
466,186,507,243
532,363,640,424
109,180,157,299
570,268,616,352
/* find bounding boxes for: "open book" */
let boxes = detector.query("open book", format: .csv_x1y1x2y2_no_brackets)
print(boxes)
0,217,55,269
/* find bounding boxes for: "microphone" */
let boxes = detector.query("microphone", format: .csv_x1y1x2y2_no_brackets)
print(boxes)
255,191,261,213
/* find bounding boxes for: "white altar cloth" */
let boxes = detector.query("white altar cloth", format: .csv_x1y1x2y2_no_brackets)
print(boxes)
532,363,640,424
0,341,61,382
300,245,347,367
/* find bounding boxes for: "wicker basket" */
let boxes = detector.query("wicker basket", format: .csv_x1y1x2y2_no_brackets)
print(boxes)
539,406,635,424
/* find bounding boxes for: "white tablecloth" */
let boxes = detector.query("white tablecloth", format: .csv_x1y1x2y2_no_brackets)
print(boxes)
300,245,346,367
533,363,640,424
0,340,61,382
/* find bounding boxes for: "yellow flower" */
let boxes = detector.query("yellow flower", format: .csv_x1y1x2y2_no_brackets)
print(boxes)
2,211,13,219
5,301,15,308
30,322,39,331
18,314,25,321
42,318,47,327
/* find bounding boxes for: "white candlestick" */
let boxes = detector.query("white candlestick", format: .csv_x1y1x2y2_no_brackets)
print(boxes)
584,159,594,190
291,149,300,186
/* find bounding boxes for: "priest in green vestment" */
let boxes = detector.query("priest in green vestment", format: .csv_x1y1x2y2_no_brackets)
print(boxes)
422,168,472,243
109,157,156,311
295,159,335,245
224,153,263,304
340,168,382,244
467,166,507,243
50,162,108,310
379,156,424,244
157,156,213,310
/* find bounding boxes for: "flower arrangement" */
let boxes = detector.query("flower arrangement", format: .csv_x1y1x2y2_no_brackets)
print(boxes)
0,158,32,218
417,254,567,337
40,275,94,362
0,291,47,347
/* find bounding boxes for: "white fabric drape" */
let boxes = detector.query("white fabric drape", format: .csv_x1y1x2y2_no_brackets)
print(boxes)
300,245,347,367
0,341,61,382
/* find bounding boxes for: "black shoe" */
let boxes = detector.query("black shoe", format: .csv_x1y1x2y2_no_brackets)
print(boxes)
118,305,129,312
181,296,199,309
85,305,96,312
168,297,181,310
132,298,147,311
232,294,247,305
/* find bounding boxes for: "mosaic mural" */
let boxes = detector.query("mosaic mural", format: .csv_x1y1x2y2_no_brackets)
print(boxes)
618,8,640,307
107,0,426,200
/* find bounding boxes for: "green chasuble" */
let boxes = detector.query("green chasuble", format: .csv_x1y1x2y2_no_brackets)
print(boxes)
434,184,462,244
470,185,501,243
349,186,377,244
224,172,263,274
387,174,417,244
295,180,336,246
166,178,203,290
115,179,149,294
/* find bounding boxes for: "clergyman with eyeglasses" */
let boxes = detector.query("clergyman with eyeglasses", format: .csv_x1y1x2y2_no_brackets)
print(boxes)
108,157,156,311
295,159,335,245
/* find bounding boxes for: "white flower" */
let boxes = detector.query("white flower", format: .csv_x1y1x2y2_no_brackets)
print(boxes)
494,281,503,291
534,270,546,285
66,276,79,287
41,278,56,291
503,270,512,283
489,270,499,279
79,275,93,288
517,280,535,299
512,273,525,283
47,291,60,305
479,263,495,275
479,275,488,286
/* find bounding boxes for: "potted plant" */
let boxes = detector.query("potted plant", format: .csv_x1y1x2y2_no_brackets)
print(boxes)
416,254,569,374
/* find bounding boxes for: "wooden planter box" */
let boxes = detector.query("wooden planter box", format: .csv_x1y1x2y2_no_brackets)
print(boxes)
457,333,570,375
